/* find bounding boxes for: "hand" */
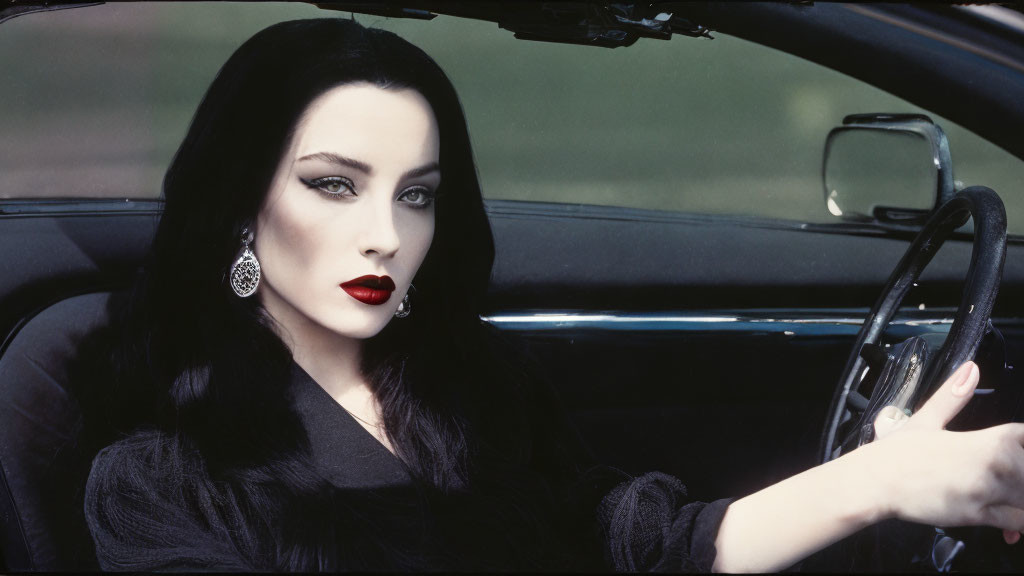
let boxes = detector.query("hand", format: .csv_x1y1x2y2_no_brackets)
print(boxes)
865,361,1024,544
713,360,1022,573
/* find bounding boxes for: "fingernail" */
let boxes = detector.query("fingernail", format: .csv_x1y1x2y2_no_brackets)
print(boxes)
952,362,979,396
878,405,901,420
873,406,908,439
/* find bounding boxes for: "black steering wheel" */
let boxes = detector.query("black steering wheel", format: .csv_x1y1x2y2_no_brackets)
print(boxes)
820,187,1007,465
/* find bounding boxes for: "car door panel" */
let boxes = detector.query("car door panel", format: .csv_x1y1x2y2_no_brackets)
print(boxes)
2,201,1022,504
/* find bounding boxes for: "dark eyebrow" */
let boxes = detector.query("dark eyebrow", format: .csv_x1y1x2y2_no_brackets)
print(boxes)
297,152,439,181
401,162,440,181
296,152,372,174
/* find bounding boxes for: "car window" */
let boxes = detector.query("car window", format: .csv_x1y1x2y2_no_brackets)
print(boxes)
2,2,1022,233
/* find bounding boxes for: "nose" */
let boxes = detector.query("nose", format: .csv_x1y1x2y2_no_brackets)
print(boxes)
358,198,400,259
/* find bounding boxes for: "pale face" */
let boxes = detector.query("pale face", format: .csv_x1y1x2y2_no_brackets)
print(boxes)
254,83,439,342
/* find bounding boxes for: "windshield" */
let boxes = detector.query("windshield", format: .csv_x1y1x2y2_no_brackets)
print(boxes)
3,2,1023,232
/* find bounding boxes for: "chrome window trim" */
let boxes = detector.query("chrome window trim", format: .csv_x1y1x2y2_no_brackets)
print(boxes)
480,309,965,337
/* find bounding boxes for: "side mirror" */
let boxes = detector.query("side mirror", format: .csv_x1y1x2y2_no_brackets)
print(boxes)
823,113,954,225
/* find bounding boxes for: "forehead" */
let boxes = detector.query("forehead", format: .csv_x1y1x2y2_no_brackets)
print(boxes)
291,83,439,163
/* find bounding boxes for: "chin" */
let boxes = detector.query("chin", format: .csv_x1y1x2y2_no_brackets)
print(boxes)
317,310,395,340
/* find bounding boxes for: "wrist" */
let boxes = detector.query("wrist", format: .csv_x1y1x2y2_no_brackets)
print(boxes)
838,441,898,525
713,441,900,573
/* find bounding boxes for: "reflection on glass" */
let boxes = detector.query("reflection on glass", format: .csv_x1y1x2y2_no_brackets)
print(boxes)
825,130,936,221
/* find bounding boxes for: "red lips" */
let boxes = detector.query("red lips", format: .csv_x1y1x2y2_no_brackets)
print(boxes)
340,275,396,306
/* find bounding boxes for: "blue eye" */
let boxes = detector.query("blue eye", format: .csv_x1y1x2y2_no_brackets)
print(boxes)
398,186,435,208
300,176,355,198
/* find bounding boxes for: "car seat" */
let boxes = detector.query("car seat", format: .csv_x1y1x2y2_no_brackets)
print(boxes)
0,292,112,570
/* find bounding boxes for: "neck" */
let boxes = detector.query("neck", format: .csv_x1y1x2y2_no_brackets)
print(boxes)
259,287,396,455
259,290,366,400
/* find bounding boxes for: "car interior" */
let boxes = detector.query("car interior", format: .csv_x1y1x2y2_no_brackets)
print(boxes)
1,1,1023,571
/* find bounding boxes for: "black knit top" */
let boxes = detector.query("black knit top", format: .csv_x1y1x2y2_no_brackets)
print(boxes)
84,364,732,571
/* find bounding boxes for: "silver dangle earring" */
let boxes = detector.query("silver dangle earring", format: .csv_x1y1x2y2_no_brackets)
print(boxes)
394,284,414,318
229,228,261,298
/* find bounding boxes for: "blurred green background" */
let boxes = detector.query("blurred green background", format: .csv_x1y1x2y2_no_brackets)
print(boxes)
2,2,1022,231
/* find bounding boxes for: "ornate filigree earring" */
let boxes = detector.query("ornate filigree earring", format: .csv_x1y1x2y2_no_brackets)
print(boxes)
394,284,414,318
229,228,261,298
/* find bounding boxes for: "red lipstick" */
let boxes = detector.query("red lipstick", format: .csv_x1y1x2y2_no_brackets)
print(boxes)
340,275,396,306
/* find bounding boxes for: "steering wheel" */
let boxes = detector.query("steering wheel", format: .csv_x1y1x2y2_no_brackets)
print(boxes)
820,187,1007,465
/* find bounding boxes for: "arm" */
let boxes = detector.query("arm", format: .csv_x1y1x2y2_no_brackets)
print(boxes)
85,431,255,572
713,361,1024,573
712,433,887,572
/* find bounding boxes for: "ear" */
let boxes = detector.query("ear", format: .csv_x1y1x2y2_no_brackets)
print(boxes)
240,221,256,243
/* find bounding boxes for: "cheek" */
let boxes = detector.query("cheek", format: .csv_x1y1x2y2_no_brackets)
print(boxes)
257,192,332,278
399,212,436,264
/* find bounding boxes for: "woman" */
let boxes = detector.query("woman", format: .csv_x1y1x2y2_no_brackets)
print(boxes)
79,17,1024,572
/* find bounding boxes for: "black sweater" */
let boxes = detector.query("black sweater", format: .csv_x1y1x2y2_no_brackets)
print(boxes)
84,364,732,571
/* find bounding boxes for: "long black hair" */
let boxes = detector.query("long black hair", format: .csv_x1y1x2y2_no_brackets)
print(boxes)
76,18,597,571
